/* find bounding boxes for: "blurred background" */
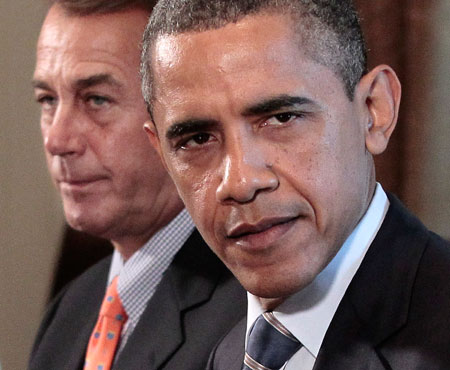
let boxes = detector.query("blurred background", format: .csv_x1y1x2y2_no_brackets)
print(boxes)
1,1,449,369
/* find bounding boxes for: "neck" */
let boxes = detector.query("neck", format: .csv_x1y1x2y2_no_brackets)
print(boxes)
259,296,287,311
111,201,185,261
111,236,150,261
110,216,175,261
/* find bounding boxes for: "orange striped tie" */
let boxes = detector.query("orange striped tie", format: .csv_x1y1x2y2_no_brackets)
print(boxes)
84,277,127,370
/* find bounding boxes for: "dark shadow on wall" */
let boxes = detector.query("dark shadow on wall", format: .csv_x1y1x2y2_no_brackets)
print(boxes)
50,227,112,298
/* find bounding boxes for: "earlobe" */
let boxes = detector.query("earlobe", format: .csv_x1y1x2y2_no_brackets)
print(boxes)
357,65,402,155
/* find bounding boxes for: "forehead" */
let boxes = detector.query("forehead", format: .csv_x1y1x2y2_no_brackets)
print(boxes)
153,14,302,85
151,14,346,121
34,5,149,83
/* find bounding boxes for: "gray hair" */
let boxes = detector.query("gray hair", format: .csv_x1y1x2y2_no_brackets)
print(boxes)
140,0,367,114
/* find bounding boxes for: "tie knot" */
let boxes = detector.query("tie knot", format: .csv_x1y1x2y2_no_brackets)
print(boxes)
244,311,301,370
99,276,127,321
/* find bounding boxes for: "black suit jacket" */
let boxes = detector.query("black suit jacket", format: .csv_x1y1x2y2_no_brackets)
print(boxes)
29,230,247,370
208,194,450,370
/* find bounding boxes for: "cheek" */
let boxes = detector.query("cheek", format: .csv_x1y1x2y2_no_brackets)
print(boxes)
172,166,219,237
106,124,152,165
277,140,332,193
277,135,345,232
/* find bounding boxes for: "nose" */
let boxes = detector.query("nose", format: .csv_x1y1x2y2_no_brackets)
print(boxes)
216,137,279,204
43,103,86,157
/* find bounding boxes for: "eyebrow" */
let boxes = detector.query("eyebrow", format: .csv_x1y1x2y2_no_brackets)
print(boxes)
242,95,315,116
73,74,122,90
166,119,219,140
164,95,315,140
31,79,51,90
32,73,122,91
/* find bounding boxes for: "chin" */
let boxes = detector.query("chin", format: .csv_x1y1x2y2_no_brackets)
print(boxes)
65,209,110,238
237,268,310,301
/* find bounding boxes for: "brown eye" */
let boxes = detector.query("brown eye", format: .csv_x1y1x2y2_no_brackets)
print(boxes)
274,113,294,123
192,133,211,144
262,112,299,127
179,132,214,150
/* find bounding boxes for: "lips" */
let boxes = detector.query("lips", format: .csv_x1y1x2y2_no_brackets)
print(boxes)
57,175,108,190
227,216,299,240
59,178,102,185
224,215,300,252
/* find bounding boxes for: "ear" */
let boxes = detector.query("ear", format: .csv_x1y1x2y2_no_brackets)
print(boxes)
355,65,401,155
143,120,169,171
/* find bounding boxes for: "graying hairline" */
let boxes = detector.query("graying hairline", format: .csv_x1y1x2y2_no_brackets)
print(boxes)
140,7,355,114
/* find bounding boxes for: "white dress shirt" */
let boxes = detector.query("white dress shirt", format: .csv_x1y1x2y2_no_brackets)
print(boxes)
107,208,195,353
246,184,389,370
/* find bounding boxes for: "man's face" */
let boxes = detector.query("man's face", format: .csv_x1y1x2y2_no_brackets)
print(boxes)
34,6,177,244
150,14,375,299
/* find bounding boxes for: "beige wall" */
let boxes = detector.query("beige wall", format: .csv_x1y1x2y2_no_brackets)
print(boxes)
0,1,449,370
0,1,64,370
420,0,450,239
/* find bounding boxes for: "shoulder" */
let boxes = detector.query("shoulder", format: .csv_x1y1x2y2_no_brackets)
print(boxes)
379,193,450,308
385,193,450,285
379,195,450,366
30,255,112,356
409,230,450,316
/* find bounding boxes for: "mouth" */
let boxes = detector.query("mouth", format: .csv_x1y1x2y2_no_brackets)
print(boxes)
58,177,107,190
226,216,300,248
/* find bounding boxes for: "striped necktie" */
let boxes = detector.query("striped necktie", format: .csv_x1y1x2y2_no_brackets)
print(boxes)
84,276,127,370
243,311,302,370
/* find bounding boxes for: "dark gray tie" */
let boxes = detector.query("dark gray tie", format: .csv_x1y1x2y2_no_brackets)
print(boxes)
243,311,302,370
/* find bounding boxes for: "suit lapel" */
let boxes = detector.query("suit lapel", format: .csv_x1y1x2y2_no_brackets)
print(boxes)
314,194,430,370
114,273,183,369
69,263,110,370
68,309,101,370
114,230,227,369
207,317,246,370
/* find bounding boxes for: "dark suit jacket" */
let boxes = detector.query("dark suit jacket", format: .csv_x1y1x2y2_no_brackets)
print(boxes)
29,230,247,370
208,194,450,370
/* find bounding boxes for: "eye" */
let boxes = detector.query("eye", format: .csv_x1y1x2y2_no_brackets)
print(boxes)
86,95,111,109
179,133,214,150
36,95,57,110
262,112,301,127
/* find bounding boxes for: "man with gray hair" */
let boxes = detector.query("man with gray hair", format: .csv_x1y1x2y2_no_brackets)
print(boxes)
29,1,245,369
141,0,450,369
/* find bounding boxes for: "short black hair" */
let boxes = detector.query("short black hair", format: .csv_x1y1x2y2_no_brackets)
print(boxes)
140,0,367,112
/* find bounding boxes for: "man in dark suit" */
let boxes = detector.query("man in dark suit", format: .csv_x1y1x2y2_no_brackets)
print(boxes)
29,1,246,369
141,0,450,369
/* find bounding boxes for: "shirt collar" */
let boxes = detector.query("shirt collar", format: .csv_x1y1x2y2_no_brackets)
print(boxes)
108,208,195,323
247,183,389,357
